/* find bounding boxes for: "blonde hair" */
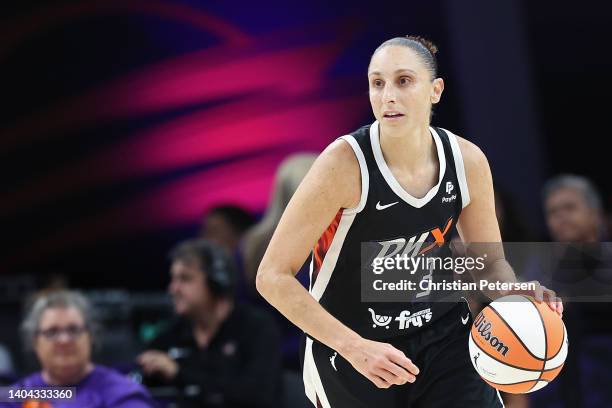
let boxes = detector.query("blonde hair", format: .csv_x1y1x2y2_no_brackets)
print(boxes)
242,153,317,283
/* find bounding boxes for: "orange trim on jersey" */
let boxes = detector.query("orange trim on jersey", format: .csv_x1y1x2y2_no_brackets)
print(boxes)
418,217,454,255
312,210,343,285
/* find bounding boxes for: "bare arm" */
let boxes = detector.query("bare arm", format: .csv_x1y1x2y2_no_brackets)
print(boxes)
456,137,562,314
257,139,361,351
256,139,418,388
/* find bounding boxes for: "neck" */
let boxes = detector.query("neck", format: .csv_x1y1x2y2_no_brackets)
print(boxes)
192,298,233,346
43,362,93,386
378,121,433,172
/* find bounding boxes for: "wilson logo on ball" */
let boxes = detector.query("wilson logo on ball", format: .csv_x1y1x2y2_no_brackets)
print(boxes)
468,295,568,394
474,312,510,356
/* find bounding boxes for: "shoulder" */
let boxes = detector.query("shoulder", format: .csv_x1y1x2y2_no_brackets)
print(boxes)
93,366,153,404
318,123,372,171
438,129,493,209
91,365,135,386
318,136,361,176
9,372,43,388
299,135,362,209
448,133,495,211
453,134,492,182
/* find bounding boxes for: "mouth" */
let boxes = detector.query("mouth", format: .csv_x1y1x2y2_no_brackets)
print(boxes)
53,348,77,355
383,111,404,119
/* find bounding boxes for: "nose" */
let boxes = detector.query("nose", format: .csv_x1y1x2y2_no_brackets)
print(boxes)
55,332,74,343
169,279,182,296
382,83,396,104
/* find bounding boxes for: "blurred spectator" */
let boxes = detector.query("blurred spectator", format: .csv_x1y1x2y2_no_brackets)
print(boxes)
24,273,70,313
544,174,606,242
0,344,14,382
0,290,155,408
138,239,281,408
240,153,317,371
200,204,256,304
200,205,255,254
242,153,317,286
531,174,612,407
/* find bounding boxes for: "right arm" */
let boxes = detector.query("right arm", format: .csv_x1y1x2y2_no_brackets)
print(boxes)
256,139,418,388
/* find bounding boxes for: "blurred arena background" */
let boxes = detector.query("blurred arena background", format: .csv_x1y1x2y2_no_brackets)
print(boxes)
1,0,611,407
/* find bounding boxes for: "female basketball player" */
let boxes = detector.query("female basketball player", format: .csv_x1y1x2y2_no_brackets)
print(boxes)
256,36,563,407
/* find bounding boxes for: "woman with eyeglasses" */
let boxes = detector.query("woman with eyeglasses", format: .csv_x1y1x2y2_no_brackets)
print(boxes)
0,290,156,408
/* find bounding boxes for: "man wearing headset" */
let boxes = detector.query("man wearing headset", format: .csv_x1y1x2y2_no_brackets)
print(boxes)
138,239,282,408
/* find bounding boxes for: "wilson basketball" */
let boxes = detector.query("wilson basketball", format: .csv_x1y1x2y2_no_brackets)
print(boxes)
468,294,568,393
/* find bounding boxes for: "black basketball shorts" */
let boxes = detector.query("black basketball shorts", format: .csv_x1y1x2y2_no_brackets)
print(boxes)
301,302,504,408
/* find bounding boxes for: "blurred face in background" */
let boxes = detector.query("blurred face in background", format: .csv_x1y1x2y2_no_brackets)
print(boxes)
545,187,600,242
201,213,239,253
368,46,443,132
169,257,212,317
34,306,91,384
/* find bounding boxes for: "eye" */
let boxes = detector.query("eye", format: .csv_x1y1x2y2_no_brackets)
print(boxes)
372,79,383,88
399,76,412,86
46,328,60,337
66,325,85,336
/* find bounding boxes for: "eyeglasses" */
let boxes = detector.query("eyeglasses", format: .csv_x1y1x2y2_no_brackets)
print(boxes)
36,325,88,341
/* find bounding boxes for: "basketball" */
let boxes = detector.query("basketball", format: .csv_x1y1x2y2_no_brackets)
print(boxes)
468,294,568,394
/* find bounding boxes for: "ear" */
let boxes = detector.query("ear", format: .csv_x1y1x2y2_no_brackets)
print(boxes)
33,337,43,357
431,77,444,104
593,207,605,231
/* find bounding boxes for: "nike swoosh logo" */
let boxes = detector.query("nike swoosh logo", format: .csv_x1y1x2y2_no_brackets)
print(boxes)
461,314,470,325
376,201,399,210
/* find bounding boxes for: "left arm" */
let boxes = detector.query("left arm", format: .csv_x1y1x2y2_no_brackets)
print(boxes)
455,137,562,315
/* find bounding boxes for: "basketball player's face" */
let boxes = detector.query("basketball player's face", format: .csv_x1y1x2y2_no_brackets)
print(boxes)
545,188,599,242
169,259,211,316
368,46,443,129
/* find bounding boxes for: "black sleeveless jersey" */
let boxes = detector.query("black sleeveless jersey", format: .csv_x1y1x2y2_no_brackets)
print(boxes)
308,120,471,340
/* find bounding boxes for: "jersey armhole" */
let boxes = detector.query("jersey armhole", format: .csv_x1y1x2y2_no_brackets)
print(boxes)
443,129,471,209
338,135,369,214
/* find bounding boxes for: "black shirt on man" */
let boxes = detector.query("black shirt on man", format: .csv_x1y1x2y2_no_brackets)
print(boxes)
145,304,282,408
